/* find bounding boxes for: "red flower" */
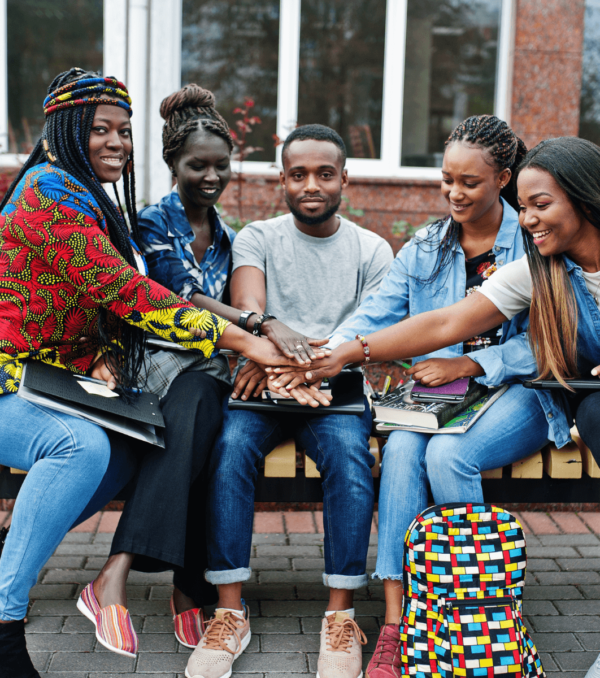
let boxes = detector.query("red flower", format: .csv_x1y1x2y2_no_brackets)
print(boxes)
41,314,57,342
64,307,88,338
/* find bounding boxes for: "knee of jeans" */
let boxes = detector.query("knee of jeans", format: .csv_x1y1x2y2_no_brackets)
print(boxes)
426,438,467,477
60,422,112,481
210,428,256,478
381,432,426,472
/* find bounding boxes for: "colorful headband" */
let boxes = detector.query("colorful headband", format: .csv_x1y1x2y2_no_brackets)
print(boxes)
43,77,132,117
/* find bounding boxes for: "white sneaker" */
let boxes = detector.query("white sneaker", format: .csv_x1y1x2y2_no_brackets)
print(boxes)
185,606,251,678
317,612,367,678
585,653,600,678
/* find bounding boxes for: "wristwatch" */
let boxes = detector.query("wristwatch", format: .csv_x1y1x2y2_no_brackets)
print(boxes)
253,313,277,336
238,310,255,332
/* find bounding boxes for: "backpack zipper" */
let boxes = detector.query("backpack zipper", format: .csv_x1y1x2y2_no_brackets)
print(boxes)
445,596,514,613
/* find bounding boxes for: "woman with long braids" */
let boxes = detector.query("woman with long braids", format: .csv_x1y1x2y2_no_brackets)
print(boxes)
272,115,549,677
270,135,600,678
0,67,308,676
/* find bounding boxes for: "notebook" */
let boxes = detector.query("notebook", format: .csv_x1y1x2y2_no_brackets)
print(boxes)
411,377,471,403
228,370,364,415
17,361,165,447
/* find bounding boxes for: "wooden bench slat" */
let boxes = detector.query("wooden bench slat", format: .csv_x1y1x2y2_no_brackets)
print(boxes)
264,439,297,478
481,467,503,479
572,433,600,478
305,454,320,478
511,451,544,479
10,468,26,475
543,442,582,479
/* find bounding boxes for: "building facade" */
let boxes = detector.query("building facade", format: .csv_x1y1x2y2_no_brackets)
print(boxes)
0,0,597,253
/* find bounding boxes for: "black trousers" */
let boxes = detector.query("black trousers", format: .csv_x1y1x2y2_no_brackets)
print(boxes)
575,391,600,465
110,369,226,606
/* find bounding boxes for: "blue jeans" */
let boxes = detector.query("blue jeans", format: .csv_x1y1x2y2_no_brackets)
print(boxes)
374,384,549,580
0,395,137,620
206,396,374,589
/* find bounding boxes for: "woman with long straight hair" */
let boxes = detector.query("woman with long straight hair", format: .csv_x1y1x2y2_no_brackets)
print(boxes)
0,67,298,676
269,135,600,678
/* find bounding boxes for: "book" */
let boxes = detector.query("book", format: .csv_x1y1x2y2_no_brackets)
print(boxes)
229,370,364,415
262,379,332,400
17,361,165,447
372,380,487,429
375,385,508,435
411,376,471,403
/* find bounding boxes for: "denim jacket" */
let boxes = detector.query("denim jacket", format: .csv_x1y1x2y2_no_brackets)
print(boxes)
533,256,600,448
329,198,537,387
138,189,236,302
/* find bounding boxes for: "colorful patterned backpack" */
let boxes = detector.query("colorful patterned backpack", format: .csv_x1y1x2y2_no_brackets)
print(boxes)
399,503,545,678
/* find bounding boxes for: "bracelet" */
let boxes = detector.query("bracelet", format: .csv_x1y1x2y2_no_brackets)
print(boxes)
356,334,370,364
253,313,277,336
238,310,255,332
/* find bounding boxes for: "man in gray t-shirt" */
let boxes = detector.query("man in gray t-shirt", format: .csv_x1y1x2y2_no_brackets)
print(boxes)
193,125,392,678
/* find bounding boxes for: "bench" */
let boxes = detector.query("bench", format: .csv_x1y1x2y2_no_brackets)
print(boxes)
2,429,599,504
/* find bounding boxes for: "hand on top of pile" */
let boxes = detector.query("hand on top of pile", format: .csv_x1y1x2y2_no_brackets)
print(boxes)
260,318,331,365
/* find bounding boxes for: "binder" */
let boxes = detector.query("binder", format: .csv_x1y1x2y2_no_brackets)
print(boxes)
17,361,165,447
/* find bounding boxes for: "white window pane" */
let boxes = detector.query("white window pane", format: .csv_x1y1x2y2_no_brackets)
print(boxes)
7,0,103,154
181,0,279,162
401,0,501,168
580,0,600,145
297,1,386,159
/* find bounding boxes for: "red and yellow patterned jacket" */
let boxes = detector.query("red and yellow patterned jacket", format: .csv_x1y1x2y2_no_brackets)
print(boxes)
0,163,230,394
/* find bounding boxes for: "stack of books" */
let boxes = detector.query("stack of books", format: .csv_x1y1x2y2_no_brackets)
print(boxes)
373,380,508,435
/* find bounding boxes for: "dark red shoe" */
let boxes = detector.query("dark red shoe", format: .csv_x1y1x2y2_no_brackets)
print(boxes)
366,624,401,678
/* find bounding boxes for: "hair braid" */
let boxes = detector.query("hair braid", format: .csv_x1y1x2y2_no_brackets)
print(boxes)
0,67,145,389
160,83,233,166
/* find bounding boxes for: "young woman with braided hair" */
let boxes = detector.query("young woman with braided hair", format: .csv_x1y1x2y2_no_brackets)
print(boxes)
269,114,550,678
0,68,310,675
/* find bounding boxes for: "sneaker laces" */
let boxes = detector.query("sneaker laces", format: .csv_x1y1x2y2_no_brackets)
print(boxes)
372,626,401,667
203,611,245,654
325,616,368,654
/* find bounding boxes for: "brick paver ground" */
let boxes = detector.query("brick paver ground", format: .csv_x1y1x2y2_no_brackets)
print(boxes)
2,509,600,677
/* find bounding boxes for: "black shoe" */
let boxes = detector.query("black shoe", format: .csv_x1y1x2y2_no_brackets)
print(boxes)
0,619,40,678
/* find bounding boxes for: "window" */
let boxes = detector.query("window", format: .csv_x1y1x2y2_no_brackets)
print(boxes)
6,0,103,154
580,0,600,146
181,0,280,162
401,0,502,168
297,1,386,159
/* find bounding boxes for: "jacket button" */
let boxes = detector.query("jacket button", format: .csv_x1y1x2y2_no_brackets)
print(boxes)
498,260,504,265
494,246,500,252
548,413,554,419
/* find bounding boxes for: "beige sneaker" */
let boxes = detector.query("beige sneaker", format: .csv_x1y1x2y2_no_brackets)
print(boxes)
185,607,251,678
317,612,368,678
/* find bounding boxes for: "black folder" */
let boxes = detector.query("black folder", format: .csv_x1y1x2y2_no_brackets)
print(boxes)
17,361,165,447
524,378,600,391
228,370,365,415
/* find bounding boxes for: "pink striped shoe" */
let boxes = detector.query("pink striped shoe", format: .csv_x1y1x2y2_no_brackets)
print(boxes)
77,582,138,657
170,596,206,648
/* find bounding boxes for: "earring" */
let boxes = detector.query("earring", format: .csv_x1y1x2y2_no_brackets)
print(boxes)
170,167,176,177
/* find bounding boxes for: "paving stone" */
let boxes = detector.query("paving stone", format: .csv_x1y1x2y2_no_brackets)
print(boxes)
557,559,600,571
44,569,97,584
578,547,600,557
521,512,560,534
522,601,559,616
259,570,322,584
44,556,86,569
261,600,325,617
255,545,321,557
25,616,64,633
527,559,561,572
288,534,325,545
536,572,600,585
292,558,324,570
524,586,583,600
252,534,287,545
54,543,111,556
137,653,189,673
30,653,50,672
284,512,316,533
254,513,285,533
93,532,115,543
539,535,600,546
261,633,321,653
355,601,386,616
528,547,580,558
295,584,330,601
530,632,583,652
554,600,600,615
26,633,95,652
545,674,587,678
530,616,600,632
143,616,178,633
554,652,599,671
61,533,94,544
523,534,542,547
29,600,78,616
86,557,112,569
89,675,176,678
29,584,76,600
42,673,87,678
250,617,301,634
234,652,307,673
149,585,175,600
552,513,591,534
250,557,291,570
581,586,600,599
539,653,558,672
576,633,600,651
127,599,172,615
98,511,122,533
62,614,143,634
50,652,136,672
243,584,296,601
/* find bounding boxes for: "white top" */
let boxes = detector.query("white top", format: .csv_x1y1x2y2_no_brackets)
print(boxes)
479,255,600,319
